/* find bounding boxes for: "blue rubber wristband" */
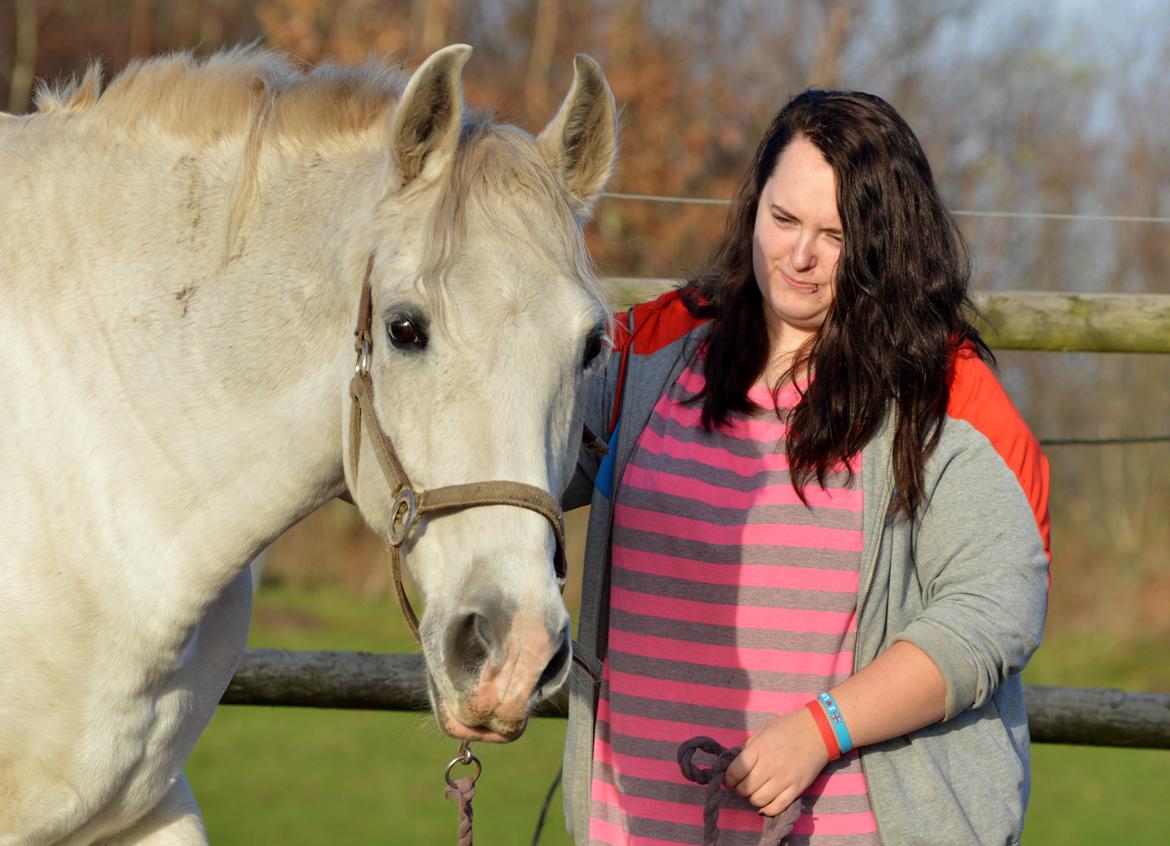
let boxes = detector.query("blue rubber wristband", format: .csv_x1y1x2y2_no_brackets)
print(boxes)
817,692,854,755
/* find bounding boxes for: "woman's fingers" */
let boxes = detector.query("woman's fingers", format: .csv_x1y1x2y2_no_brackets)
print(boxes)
729,753,790,811
747,779,786,810
722,746,756,790
723,709,828,813
757,787,800,818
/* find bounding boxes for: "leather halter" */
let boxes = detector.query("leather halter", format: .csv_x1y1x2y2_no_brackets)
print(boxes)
347,256,569,644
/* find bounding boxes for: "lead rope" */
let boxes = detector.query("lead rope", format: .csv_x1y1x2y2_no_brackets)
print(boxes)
445,741,482,846
677,737,800,846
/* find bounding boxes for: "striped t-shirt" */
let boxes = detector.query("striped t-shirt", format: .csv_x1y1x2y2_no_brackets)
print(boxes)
588,362,879,846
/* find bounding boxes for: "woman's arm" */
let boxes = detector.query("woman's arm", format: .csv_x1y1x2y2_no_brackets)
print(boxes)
723,640,945,816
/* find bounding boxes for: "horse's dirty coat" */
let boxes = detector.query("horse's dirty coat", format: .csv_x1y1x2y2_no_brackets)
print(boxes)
0,45,616,845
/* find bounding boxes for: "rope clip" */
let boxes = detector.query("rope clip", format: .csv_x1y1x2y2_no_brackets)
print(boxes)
444,740,482,789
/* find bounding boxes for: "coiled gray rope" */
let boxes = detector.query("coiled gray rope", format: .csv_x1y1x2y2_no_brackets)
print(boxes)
677,736,801,845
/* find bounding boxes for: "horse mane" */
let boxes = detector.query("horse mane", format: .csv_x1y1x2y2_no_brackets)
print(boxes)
33,47,406,145
32,48,605,311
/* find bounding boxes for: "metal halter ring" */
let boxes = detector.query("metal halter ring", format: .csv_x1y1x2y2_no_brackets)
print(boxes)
387,487,419,546
355,335,371,377
444,741,482,788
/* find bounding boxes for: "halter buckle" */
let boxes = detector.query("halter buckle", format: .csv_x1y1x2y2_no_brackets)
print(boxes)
355,333,371,377
388,487,419,546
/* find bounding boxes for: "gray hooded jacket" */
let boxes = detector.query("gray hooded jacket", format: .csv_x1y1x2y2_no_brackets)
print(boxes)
562,294,1050,845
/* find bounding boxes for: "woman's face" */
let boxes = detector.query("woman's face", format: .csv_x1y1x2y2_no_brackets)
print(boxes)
752,136,842,358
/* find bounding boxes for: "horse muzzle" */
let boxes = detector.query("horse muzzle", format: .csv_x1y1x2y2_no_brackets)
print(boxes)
429,602,572,742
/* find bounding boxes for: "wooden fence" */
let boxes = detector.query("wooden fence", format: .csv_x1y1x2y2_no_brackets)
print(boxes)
222,284,1170,750
601,280,1170,353
222,650,1170,749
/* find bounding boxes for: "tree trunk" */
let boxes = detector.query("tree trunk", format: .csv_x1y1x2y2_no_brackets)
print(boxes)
9,0,38,113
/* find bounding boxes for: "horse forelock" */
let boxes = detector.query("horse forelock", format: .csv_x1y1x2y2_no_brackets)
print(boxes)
409,120,607,325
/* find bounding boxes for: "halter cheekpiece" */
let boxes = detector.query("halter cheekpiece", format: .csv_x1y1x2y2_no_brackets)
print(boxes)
347,254,569,642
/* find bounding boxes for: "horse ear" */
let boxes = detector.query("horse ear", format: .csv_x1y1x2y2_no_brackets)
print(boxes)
537,54,618,219
391,44,473,188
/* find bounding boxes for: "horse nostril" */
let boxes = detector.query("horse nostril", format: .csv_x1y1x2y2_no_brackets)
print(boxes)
446,611,494,684
534,625,571,698
474,612,495,649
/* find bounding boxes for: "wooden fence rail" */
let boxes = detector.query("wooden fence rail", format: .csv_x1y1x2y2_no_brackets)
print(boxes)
223,287,1170,751
223,649,1170,750
601,279,1170,354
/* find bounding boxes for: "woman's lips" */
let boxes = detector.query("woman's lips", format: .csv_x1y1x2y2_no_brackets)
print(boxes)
781,270,819,293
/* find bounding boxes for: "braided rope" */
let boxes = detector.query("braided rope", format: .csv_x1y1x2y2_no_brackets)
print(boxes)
677,736,801,845
677,737,740,844
445,777,476,846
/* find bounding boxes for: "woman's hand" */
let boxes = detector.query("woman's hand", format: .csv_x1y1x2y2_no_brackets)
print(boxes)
723,642,947,817
722,707,829,817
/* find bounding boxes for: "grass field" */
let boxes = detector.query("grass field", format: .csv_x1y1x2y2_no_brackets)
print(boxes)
187,583,1170,844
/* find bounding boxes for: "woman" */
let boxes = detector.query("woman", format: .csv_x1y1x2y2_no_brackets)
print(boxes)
562,89,1051,845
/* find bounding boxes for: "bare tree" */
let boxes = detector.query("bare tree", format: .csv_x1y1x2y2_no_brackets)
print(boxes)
525,0,559,120
8,0,38,113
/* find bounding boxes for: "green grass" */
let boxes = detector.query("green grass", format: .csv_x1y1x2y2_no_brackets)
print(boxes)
187,583,1170,844
190,583,573,845
1022,636,1170,844
191,708,572,845
1026,745,1170,845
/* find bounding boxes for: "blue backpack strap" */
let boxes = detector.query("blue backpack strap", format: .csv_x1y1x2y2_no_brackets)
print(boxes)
595,418,620,499
596,306,638,499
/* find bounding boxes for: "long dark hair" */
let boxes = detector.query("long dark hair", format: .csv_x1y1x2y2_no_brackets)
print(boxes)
684,89,991,518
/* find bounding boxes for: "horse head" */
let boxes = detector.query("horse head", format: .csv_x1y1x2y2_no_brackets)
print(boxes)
343,46,616,742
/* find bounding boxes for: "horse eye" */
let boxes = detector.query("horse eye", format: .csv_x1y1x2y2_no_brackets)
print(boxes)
582,326,605,368
387,317,427,349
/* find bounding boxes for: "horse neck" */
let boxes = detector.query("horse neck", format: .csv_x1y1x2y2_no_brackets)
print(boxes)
11,124,385,652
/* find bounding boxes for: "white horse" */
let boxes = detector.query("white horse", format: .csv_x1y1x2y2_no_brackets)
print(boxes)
0,44,616,845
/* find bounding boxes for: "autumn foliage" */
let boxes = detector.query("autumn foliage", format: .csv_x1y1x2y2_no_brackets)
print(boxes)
3,1,1168,649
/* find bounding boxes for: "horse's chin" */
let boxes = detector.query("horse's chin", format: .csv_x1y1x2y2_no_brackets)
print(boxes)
440,711,527,744
428,677,529,743
434,697,528,744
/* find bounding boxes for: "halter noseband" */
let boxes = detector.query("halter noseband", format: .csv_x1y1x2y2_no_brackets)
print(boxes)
347,256,569,644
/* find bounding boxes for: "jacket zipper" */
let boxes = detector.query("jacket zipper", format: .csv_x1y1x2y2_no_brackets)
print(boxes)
594,308,640,664
854,465,895,846
579,314,639,843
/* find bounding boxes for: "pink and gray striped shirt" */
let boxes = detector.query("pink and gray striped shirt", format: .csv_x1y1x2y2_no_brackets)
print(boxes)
588,362,879,846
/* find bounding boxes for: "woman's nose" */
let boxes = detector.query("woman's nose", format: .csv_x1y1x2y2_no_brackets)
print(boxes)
791,233,816,270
